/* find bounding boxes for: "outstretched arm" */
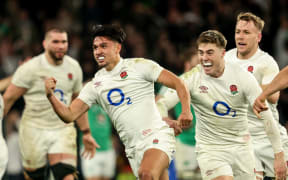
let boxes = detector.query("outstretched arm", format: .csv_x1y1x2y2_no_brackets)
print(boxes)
254,66,288,115
262,109,287,179
3,84,27,115
45,77,89,123
0,76,12,92
157,69,192,129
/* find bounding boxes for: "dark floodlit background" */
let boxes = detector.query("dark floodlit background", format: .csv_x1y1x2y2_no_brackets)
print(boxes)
1,0,288,180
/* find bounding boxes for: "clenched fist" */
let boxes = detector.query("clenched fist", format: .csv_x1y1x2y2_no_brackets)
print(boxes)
45,77,57,98
177,111,193,129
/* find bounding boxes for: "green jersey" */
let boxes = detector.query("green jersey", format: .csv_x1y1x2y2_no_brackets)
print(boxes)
80,104,112,151
174,103,196,146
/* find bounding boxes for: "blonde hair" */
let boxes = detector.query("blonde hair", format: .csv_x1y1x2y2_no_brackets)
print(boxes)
237,12,264,31
197,30,227,49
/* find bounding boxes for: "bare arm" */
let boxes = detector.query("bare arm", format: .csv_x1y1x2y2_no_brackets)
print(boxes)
45,77,89,123
254,66,288,114
262,66,288,100
71,92,100,158
261,109,287,179
3,84,27,115
260,84,280,104
157,69,192,128
72,93,90,132
0,76,12,92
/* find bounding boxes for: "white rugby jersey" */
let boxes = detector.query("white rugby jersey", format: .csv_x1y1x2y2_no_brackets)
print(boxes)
0,95,4,137
225,48,286,137
78,58,169,149
12,53,83,129
158,61,274,147
0,94,8,170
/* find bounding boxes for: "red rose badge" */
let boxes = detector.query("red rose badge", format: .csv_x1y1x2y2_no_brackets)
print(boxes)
120,71,128,79
230,85,238,95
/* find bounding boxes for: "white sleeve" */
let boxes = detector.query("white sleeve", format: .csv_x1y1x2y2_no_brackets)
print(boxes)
243,71,283,153
12,62,33,89
156,88,180,117
134,58,163,82
261,57,279,85
78,81,96,107
72,62,83,93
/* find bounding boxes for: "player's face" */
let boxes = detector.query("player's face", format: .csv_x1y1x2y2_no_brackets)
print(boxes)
93,36,121,71
235,20,261,59
44,32,68,62
198,43,225,78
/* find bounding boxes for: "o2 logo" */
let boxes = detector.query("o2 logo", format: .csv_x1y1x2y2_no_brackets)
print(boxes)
107,88,132,106
54,89,67,104
213,101,236,117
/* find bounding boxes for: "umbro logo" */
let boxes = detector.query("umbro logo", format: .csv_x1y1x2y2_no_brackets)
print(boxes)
94,81,102,87
199,85,208,93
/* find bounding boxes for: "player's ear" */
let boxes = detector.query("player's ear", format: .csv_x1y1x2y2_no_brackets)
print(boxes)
257,32,262,43
116,43,122,54
222,48,226,57
43,40,47,49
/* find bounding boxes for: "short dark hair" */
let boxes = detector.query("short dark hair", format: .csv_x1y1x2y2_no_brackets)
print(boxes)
44,28,67,40
197,30,227,49
92,24,126,44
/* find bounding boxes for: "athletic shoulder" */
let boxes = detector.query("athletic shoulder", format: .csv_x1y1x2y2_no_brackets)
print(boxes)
181,64,201,80
124,57,158,66
257,49,277,63
63,55,81,67
224,48,237,62
16,53,43,71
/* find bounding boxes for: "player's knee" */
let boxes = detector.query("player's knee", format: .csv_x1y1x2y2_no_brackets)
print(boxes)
138,168,154,180
50,163,78,180
23,166,46,180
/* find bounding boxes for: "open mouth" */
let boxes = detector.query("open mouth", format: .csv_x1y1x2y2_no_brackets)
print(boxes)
202,61,212,67
237,42,246,47
98,56,105,63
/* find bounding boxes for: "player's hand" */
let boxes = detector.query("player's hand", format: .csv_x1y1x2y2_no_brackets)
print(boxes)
253,94,268,119
177,111,193,129
163,117,182,136
274,151,287,180
45,77,57,98
81,132,100,159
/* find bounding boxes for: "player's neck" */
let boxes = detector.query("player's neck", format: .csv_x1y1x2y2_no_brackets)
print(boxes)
105,55,121,71
213,62,225,78
237,46,258,60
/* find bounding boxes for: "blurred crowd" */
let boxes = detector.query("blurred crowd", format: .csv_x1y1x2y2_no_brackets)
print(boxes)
1,0,288,179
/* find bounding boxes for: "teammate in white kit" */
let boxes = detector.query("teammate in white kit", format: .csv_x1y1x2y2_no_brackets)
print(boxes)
44,25,193,180
3,28,97,180
0,95,8,179
156,30,287,180
225,12,288,179
254,65,288,115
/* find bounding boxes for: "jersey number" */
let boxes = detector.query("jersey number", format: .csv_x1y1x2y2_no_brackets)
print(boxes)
107,88,132,106
213,101,236,117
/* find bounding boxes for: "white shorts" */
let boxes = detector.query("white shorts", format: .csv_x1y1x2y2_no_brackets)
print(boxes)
0,138,8,179
126,127,176,178
175,139,198,172
19,125,77,169
253,135,288,177
81,148,116,178
197,144,256,180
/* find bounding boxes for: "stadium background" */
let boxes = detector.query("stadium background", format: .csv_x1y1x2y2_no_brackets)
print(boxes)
1,0,288,179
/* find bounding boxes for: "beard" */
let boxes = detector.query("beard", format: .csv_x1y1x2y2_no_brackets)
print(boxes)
48,50,66,62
